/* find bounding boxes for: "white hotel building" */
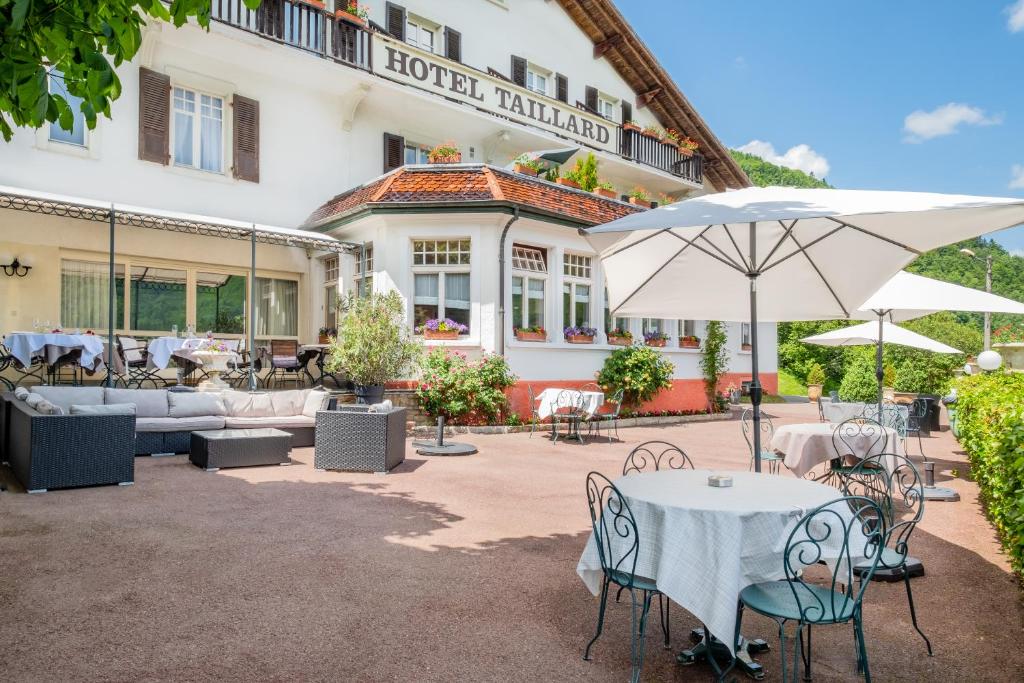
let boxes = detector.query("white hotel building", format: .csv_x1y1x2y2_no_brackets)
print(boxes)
0,0,778,413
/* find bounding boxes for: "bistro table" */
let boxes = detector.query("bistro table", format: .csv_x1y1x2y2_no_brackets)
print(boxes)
147,336,204,369
536,388,604,442
4,332,106,383
822,401,867,424
772,422,903,478
298,343,343,387
577,469,864,678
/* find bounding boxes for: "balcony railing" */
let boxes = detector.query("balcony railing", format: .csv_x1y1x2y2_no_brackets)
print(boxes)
618,127,703,185
211,0,371,69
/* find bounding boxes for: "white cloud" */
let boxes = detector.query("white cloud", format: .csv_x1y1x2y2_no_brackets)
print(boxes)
735,140,831,179
733,56,747,69
1011,164,1024,189
902,103,1002,142
1007,0,1024,32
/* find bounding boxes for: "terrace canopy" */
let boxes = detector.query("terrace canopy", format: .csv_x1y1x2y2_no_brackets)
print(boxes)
0,184,360,389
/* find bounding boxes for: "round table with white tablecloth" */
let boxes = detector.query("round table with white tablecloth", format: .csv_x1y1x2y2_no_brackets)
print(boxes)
146,336,204,369
577,470,865,660
822,401,867,424
3,332,106,371
535,388,604,419
772,422,903,478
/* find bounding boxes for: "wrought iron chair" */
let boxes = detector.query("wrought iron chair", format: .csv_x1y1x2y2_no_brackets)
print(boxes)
268,339,303,388
905,398,929,459
861,402,909,450
45,348,84,385
527,384,543,438
736,496,885,682
224,338,264,389
583,472,670,683
589,388,624,442
741,408,784,474
116,336,167,388
827,417,889,487
0,341,44,389
622,441,695,476
817,397,826,422
551,389,586,443
842,453,932,656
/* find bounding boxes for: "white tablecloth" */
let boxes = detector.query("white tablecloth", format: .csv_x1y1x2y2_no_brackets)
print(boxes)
536,389,604,419
772,422,904,478
4,333,105,370
577,470,863,654
822,402,866,424
146,337,204,369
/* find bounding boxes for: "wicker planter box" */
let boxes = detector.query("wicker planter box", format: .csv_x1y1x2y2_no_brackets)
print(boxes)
565,334,595,344
607,335,632,346
515,330,547,342
315,406,407,473
555,177,581,189
679,339,700,349
629,196,652,209
594,187,617,199
424,329,460,340
513,163,538,177
645,339,667,348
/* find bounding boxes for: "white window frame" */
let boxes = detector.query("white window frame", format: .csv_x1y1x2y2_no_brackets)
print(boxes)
741,322,752,347
355,243,374,293
526,64,551,97
404,141,432,165
511,244,548,334
562,252,593,330
412,239,472,334
47,69,87,147
406,15,438,53
323,255,340,329
678,319,697,338
597,94,617,122
171,84,226,174
603,287,629,337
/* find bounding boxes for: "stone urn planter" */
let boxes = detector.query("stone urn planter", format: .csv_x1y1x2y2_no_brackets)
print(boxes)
192,351,234,392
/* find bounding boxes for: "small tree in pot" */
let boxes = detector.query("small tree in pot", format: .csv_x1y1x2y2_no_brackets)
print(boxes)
325,291,422,404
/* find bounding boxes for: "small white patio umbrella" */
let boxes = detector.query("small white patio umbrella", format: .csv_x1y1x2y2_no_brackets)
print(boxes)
800,320,961,353
585,187,1024,471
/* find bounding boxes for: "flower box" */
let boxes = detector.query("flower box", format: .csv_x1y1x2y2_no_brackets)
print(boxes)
425,329,460,340
607,334,632,346
629,196,652,209
566,334,595,344
641,128,661,139
300,0,325,8
319,333,330,344
513,163,539,177
555,177,581,189
594,187,617,199
429,153,462,164
678,147,695,158
335,9,366,25
623,122,641,132
741,343,752,351
516,330,547,342
679,338,700,349
645,339,667,348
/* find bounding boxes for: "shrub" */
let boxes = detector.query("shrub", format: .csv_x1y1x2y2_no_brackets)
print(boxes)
597,344,674,408
700,321,729,412
953,373,1024,577
565,153,599,191
325,291,422,386
883,362,896,387
416,348,517,425
838,354,878,402
806,362,826,386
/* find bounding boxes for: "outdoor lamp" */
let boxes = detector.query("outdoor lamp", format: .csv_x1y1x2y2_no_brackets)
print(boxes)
977,350,1003,371
0,253,32,277
963,363,973,375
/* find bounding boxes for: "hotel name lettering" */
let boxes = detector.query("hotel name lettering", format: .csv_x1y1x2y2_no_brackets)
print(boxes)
379,44,614,152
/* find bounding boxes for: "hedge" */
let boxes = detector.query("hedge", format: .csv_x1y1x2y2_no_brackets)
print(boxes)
953,373,1024,577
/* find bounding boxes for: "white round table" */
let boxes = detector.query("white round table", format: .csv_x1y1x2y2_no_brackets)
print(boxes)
772,422,903,478
577,469,858,663
146,337,203,369
535,388,604,419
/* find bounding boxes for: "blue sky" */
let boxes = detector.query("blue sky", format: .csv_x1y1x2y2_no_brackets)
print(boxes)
619,1,1024,253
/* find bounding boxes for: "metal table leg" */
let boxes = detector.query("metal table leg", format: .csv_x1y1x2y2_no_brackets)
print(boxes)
677,627,768,680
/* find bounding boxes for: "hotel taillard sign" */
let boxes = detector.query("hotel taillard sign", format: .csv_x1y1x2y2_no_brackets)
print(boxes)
373,37,616,153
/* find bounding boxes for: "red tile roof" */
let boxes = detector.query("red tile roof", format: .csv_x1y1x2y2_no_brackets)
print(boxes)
304,164,643,228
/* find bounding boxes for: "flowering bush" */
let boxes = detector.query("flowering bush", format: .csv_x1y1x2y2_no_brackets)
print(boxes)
416,318,468,335
564,326,597,338
416,348,517,424
597,344,674,408
994,323,1024,343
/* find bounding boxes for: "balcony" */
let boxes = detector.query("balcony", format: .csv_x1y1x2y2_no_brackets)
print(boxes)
618,127,703,185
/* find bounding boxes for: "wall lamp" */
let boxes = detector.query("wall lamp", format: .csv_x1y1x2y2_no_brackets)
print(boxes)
0,253,33,277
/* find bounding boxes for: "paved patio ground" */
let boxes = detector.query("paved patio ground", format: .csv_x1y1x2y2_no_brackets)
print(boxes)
1,402,1022,682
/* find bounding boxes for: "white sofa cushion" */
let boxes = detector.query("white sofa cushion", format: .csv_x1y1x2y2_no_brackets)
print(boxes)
36,400,64,415
33,386,104,412
24,392,44,408
223,415,316,429
13,386,29,400
302,390,331,418
104,388,169,418
70,403,136,416
269,389,307,417
167,392,226,418
135,416,226,432
221,390,274,417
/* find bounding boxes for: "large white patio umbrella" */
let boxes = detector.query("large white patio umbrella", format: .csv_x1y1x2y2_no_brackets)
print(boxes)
800,320,961,353
585,186,1024,471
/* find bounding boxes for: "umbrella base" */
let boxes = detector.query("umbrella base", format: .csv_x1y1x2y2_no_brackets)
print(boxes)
922,485,960,502
678,627,768,680
412,441,477,456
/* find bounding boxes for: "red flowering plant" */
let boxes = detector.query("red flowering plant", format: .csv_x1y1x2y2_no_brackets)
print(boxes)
994,323,1024,343
415,347,517,425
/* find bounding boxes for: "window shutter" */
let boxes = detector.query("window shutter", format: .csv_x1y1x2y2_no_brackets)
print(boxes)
138,67,170,165
383,132,405,173
621,100,632,124
585,86,598,113
444,27,462,62
232,95,260,183
510,55,527,87
385,2,406,40
555,74,568,103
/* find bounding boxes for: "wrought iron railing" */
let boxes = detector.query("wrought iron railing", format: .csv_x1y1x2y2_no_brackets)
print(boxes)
618,127,703,184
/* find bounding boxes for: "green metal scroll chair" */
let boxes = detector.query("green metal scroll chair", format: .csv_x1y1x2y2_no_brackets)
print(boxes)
551,389,586,443
842,453,932,656
736,496,885,682
622,440,695,476
583,471,668,683
741,408,784,474
826,418,889,488
527,384,542,438
589,388,624,442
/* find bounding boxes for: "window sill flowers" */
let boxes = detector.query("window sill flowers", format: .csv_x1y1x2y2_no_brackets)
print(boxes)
514,326,547,342
428,141,462,164
564,326,597,344
679,335,700,349
644,331,669,348
335,2,369,25
417,318,468,340
607,329,633,346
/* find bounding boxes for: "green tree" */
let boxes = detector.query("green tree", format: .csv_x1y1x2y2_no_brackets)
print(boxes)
566,152,599,191
730,149,832,189
838,354,879,402
325,291,422,386
700,320,729,411
0,0,260,141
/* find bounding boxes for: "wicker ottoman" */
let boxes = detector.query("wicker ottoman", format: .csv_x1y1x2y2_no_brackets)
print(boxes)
189,428,292,471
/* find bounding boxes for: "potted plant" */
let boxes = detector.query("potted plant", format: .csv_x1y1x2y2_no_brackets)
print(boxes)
679,335,700,349
641,125,661,139
623,120,642,133
727,384,740,405
741,342,752,351
318,327,337,344
325,291,423,404
663,128,681,145
514,326,547,342
607,327,632,346
806,362,826,402
555,170,581,189
427,141,462,164
335,1,369,25
628,187,651,208
512,154,541,177
644,330,669,348
593,180,617,199
564,326,597,344
192,340,235,391
678,136,699,157
417,318,468,340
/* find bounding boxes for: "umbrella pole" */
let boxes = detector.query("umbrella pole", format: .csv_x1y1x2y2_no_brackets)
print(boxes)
876,312,885,419
748,223,763,473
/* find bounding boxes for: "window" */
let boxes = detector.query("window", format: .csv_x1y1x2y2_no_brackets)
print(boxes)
741,323,752,347
255,277,298,337
679,320,697,338
406,16,436,52
603,287,628,334
197,272,246,334
597,95,617,122
512,246,547,272
324,256,339,282
563,253,592,329
172,86,224,173
60,260,124,330
642,319,664,335
404,142,431,165
413,240,471,332
511,244,547,332
563,253,592,279
322,256,340,329
129,266,187,332
526,65,550,96
48,70,86,146
355,243,374,294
